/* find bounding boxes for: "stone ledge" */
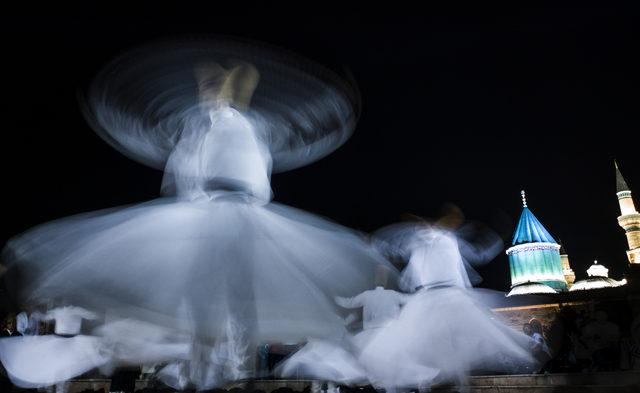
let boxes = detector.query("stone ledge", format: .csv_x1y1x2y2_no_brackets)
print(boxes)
57,371,640,393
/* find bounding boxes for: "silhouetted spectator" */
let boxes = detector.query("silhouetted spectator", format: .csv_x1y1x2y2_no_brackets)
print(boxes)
528,319,552,373
581,310,620,371
629,307,640,370
1,314,20,393
109,367,139,393
1,314,20,338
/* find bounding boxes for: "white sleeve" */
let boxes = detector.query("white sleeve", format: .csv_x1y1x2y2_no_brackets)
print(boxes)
76,308,100,320
42,310,58,321
456,224,503,266
335,292,366,309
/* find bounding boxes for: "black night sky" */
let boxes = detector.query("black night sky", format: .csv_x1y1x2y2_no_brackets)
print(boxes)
1,6,639,291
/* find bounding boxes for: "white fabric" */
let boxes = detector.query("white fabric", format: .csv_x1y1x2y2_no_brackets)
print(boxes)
359,226,537,388
163,107,272,201
280,226,536,390
11,198,390,344
16,311,43,336
44,307,98,336
276,338,367,384
2,107,394,389
16,312,28,335
85,38,358,174
94,319,192,365
373,222,503,288
279,288,408,384
359,287,536,388
336,287,410,330
400,229,471,292
0,335,108,388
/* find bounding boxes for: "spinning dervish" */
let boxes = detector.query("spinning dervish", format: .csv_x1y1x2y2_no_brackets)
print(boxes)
280,207,538,392
0,38,396,390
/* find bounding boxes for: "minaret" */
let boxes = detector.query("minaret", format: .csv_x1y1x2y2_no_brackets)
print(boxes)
615,161,640,264
559,241,575,287
506,191,567,292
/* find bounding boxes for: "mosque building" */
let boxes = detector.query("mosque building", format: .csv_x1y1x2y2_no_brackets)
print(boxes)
493,162,638,364
506,161,635,297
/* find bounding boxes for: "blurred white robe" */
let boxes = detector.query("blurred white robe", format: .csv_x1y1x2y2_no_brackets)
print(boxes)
0,306,106,388
278,287,409,384
360,228,537,389
336,286,410,330
2,107,394,389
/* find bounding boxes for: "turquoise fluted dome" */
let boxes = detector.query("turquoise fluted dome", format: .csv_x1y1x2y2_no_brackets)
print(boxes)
512,207,557,245
507,199,567,292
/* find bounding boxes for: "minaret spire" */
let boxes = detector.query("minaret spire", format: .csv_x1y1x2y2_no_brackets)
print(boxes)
615,159,630,193
614,160,640,265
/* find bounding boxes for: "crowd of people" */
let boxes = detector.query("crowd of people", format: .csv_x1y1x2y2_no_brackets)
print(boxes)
545,305,640,373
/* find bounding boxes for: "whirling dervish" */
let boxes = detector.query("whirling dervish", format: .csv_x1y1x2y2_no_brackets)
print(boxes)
359,206,538,391
0,305,107,389
277,267,410,387
278,206,535,392
0,38,396,390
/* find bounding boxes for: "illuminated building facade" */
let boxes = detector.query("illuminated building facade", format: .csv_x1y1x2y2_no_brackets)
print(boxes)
569,260,626,291
506,162,636,296
559,243,575,288
506,191,568,296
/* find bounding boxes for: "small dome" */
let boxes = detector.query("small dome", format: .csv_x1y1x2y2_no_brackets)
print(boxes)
506,282,558,297
586,260,609,278
569,276,622,291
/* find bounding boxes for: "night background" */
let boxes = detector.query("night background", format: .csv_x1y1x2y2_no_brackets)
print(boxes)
1,6,638,291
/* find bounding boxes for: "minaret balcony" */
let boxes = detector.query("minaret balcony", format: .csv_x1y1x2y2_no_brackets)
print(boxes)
617,213,640,229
